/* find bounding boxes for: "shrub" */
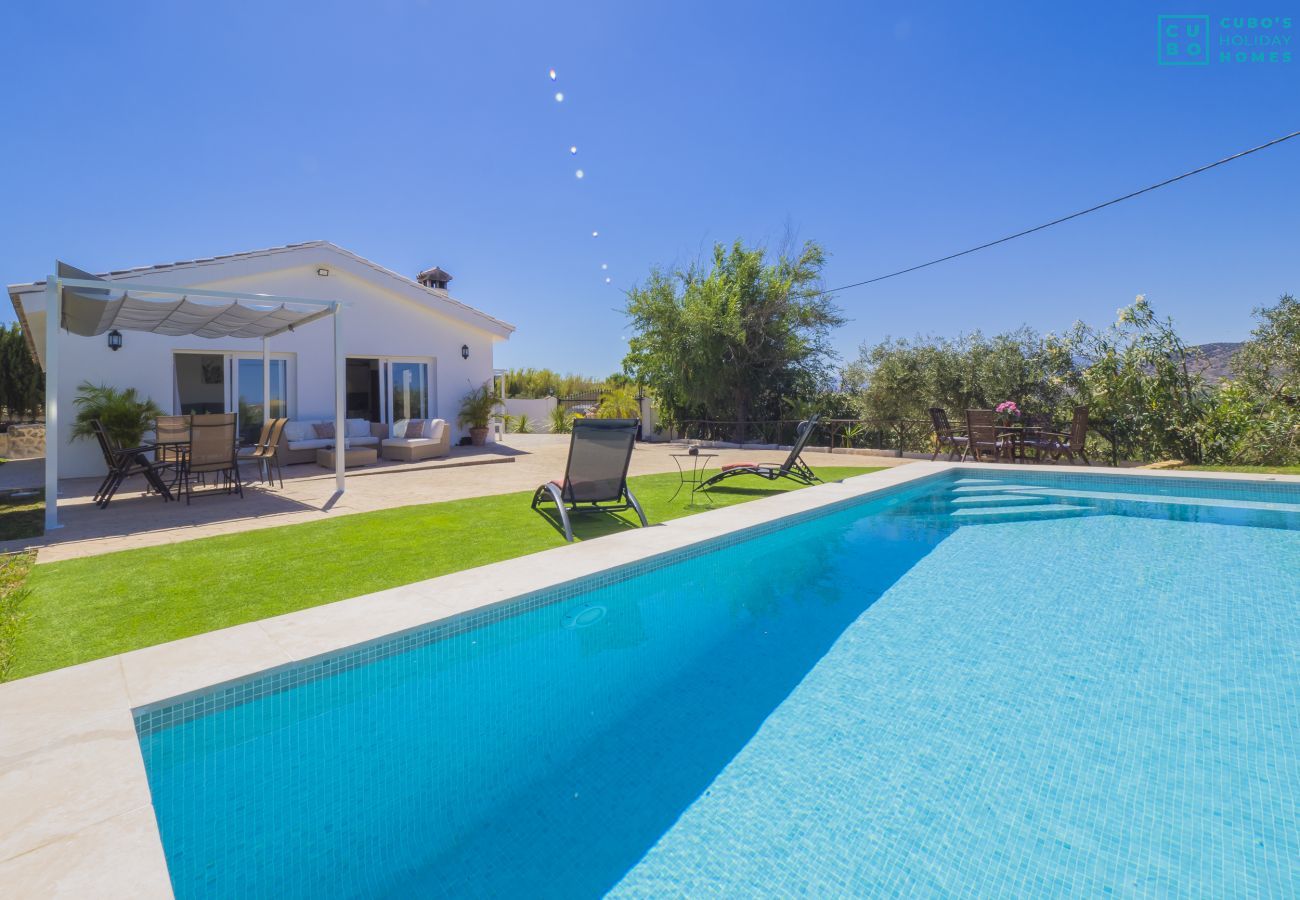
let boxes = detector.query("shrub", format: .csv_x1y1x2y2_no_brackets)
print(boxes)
70,382,164,449
549,404,573,434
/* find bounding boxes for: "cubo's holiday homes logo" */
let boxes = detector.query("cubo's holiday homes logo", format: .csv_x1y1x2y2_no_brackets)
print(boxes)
1158,14,1293,65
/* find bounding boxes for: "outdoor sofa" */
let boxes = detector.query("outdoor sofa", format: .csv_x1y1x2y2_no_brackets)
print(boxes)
380,418,451,462
275,417,451,465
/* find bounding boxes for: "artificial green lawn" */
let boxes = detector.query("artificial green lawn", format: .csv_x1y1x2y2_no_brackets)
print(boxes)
0,491,43,542
7,467,880,680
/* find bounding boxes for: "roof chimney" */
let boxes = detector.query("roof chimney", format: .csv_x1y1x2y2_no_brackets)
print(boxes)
417,266,453,290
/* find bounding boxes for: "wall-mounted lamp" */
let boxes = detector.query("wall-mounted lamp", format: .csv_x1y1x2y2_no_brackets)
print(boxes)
461,344,470,360
107,329,123,352
316,267,330,277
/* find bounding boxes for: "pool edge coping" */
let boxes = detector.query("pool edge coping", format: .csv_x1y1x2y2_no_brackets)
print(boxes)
3,460,1298,896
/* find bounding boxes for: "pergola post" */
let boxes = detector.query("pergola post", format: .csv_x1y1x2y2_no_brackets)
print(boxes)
43,273,61,531
262,337,271,431
333,303,345,494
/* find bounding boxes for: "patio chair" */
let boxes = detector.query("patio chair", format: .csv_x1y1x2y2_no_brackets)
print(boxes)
90,420,174,508
181,413,243,503
1019,412,1057,463
961,409,1011,462
928,407,968,461
153,415,191,465
1043,406,1091,465
242,418,287,487
531,417,648,542
698,415,822,490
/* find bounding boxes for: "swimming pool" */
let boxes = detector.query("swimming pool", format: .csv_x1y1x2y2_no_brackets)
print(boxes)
136,470,1300,897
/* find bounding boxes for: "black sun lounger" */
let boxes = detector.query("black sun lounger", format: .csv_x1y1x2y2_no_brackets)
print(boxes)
698,415,822,491
531,417,649,542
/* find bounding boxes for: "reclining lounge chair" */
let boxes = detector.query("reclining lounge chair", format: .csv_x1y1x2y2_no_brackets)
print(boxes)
532,418,648,542
698,415,822,491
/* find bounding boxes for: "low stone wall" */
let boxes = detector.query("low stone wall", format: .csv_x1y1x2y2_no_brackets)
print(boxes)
1,424,45,459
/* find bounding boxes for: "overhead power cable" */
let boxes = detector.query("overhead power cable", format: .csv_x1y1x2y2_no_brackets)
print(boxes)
815,127,1300,297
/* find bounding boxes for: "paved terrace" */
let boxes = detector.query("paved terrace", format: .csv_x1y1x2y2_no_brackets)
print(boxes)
0,436,914,563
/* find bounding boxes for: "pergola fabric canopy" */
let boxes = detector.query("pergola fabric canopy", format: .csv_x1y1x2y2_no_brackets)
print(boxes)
56,261,332,339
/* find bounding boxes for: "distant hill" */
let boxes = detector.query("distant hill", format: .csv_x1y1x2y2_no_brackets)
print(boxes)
1189,342,1244,381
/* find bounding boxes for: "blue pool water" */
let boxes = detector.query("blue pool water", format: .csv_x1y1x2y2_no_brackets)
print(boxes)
137,471,1300,897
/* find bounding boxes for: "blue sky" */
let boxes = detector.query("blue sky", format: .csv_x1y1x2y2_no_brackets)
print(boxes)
2,1,1296,376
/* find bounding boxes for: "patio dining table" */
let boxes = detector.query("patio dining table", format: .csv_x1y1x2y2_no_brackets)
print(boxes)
992,422,1054,462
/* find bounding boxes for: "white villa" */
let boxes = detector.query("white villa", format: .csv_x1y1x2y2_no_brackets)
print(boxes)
7,241,514,479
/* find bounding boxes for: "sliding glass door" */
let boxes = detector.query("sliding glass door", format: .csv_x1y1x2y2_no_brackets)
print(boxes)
236,359,288,444
175,354,227,415
390,361,430,422
174,353,292,444
346,357,435,425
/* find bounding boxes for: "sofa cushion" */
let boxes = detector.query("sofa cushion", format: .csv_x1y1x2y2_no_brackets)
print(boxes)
286,438,336,451
283,420,316,443
405,419,426,438
428,419,446,441
348,435,380,447
313,422,336,439
382,437,437,448
345,418,372,438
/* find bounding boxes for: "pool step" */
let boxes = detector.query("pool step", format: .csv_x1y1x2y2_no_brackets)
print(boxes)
948,483,1034,494
950,503,1093,522
951,477,1005,486
949,493,1050,507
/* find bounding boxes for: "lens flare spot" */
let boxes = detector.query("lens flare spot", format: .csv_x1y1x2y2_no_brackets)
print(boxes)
575,169,584,179
600,263,608,270
548,68,557,81
591,231,599,237
604,277,612,284
554,92,564,102
569,145,578,154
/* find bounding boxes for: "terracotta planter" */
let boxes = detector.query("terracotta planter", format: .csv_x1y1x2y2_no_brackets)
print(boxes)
470,426,489,446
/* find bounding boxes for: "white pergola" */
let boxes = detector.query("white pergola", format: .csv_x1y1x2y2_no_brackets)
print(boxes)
42,261,346,530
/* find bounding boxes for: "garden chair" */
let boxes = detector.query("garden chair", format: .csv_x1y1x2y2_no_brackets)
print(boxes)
1019,412,1057,463
1043,406,1091,465
90,420,174,508
928,408,968,461
150,414,192,491
698,415,822,491
182,413,243,503
242,418,287,487
962,410,1011,462
531,418,648,542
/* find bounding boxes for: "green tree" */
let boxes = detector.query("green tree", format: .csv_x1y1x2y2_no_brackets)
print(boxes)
1060,297,1209,464
502,368,604,399
0,324,44,420
1200,294,1300,465
622,239,844,439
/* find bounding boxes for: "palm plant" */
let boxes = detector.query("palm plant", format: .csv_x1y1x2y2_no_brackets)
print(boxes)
595,385,640,419
458,382,501,446
514,414,532,434
549,404,573,434
840,421,867,448
71,382,163,449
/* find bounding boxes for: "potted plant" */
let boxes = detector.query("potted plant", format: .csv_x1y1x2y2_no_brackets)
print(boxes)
458,381,499,446
994,400,1022,427
70,382,164,449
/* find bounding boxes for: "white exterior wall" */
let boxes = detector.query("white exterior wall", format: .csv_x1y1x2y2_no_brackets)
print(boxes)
502,397,556,431
33,249,508,477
